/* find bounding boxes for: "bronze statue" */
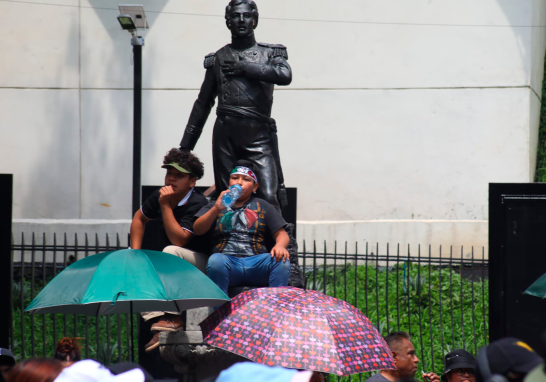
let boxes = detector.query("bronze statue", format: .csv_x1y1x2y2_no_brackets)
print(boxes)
179,0,292,211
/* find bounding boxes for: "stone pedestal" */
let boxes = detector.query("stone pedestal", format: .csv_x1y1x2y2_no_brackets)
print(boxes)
159,307,247,381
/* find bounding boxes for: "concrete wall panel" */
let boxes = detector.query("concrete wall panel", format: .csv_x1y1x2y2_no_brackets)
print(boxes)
529,89,541,180
262,20,529,90
80,7,136,89
258,0,530,26
0,1,79,88
297,220,488,255
140,90,216,188
82,0,531,26
80,89,133,219
78,0,532,90
273,87,531,221
529,0,546,98
0,89,80,218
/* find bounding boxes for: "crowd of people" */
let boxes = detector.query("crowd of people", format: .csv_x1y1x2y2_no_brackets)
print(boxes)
1,333,545,382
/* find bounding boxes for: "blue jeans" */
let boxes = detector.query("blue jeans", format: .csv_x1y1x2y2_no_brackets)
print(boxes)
206,253,290,295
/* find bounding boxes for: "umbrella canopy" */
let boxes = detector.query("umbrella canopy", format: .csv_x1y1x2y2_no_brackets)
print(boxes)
524,273,546,298
25,249,230,315
200,286,395,376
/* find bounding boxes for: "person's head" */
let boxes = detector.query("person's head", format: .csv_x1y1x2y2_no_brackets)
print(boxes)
215,362,324,382
6,358,63,382
225,0,259,38
384,331,419,378
228,160,259,201
476,338,543,382
162,149,204,197
107,362,154,382
54,360,145,382
0,349,15,382
442,349,477,382
54,338,81,366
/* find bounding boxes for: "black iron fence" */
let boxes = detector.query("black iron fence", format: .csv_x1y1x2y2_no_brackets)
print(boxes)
10,233,133,364
300,242,488,378
9,233,488,377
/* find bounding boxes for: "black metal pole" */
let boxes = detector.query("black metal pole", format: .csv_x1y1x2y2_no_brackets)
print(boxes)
132,43,143,216
130,301,134,363
0,174,13,349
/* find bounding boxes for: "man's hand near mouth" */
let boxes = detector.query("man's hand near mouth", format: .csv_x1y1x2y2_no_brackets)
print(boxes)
159,186,176,208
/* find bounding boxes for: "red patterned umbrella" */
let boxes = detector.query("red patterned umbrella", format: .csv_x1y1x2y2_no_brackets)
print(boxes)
200,286,396,376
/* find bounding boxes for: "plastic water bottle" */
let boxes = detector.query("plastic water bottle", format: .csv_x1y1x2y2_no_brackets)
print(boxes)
221,185,243,208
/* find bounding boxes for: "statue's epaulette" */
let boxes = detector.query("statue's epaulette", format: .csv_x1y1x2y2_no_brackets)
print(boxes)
258,42,288,60
203,52,216,69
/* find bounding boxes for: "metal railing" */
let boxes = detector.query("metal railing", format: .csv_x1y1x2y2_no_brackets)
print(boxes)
10,233,133,364
9,234,488,378
300,241,488,378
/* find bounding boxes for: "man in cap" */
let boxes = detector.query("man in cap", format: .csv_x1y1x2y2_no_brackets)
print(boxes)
477,338,543,382
442,349,477,382
365,331,440,382
130,148,209,352
0,348,15,382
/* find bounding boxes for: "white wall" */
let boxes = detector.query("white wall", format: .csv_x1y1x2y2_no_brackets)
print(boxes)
2,0,546,250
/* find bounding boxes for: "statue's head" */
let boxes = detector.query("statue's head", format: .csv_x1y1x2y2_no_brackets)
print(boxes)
225,1,259,38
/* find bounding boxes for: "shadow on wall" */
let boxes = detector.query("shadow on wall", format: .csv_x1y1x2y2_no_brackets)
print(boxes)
15,16,81,220
74,1,168,219
497,0,546,85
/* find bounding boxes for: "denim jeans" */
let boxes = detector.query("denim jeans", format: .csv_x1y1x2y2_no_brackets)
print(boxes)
206,253,291,294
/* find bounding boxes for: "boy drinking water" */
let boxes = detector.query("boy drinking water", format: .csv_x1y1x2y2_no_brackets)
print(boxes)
194,160,290,294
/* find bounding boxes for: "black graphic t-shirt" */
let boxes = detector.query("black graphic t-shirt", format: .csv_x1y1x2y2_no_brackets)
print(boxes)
195,196,286,256
141,188,209,253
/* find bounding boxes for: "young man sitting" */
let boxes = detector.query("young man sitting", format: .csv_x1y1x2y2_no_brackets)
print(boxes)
193,160,291,295
130,148,209,351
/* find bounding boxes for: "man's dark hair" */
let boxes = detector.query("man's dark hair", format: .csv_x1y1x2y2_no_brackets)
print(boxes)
384,331,411,351
225,1,259,28
163,149,204,180
54,337,81,363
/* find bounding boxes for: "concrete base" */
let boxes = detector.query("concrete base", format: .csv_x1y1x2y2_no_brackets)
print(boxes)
299,219,488,257
12,219,488,259
12,219,131,246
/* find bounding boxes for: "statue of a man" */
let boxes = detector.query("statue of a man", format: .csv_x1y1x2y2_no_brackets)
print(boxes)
179,0,292,211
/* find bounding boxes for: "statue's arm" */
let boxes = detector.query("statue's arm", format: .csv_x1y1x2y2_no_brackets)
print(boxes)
244,56,292,86
180,56,217,151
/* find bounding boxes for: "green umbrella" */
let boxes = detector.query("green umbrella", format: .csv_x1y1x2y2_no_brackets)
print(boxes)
25,248,229,315
25,248,229,362
524,273,546,298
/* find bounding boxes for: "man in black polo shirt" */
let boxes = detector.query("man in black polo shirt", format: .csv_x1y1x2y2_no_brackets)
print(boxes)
130,148,209,352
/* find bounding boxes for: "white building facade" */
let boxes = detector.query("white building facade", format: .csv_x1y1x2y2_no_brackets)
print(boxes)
2,0,546,254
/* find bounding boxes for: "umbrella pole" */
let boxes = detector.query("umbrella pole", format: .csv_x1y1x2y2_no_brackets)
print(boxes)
130,301,134,363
